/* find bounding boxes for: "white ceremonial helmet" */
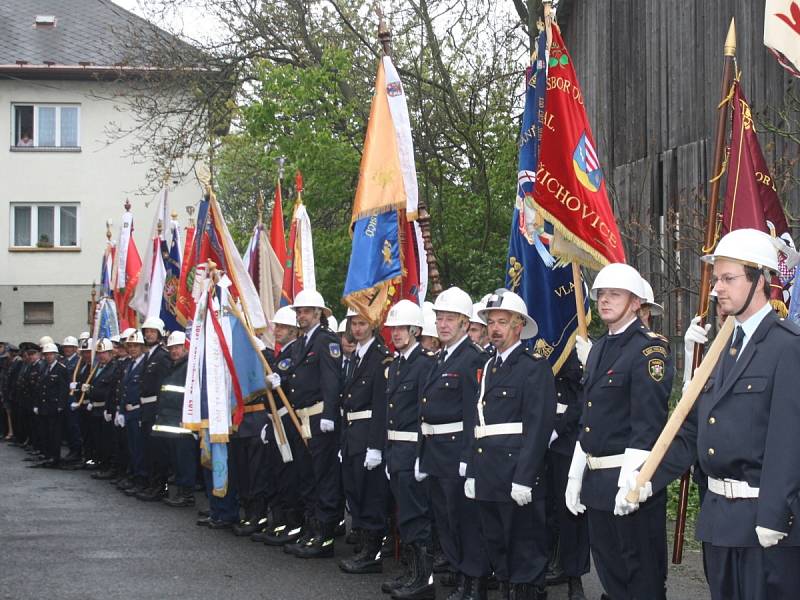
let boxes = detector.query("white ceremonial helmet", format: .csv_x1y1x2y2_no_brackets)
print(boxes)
432,287,473,318
78,331,90,341
272,306,299,328
640,278,664,316
470,302,487,326
120,327,137,342
327,315,338,331
590,263,646,301
385,300,424,329
96,338,114,353
41,343,59,354
141,316,166,336
62,336,79,347
421,305,439,339
701,228,779,272
39,336,54,346
126,331,145,345
291,289,332,317
166,331,186,347
479,289,538,339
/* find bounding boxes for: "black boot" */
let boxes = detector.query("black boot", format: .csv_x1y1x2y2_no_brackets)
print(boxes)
545,536,566,586
392,544,435,600
381,545,413,594
252,506,282,542
233,499,268,537
284,518,318,556
339,529,383,573
124,476,147,496
294,520,336,559
264,510,304,546
445,574,466,600
462,576,488,600
163,486,195,508
566,577,586,600
136,480,166,501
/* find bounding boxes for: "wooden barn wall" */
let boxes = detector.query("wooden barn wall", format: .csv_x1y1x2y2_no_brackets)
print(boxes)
562,0,799,347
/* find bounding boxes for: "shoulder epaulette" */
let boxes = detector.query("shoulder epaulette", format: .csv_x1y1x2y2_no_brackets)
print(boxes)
420,348,435,357
470,342,484,353
777,316,800,335
523,347,544,360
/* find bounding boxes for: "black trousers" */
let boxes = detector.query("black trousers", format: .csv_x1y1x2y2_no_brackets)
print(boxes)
587,491,667,600
342,451,389,531
479,498,548,584
165,435,197,488
142,420,169,483
45,412,63,462
296,429,341,527
390,469,431,545
546,450,590,576
265,417,303,516
428,475,490,578
230,436,271,519
83,415,103,462
704,543,800,600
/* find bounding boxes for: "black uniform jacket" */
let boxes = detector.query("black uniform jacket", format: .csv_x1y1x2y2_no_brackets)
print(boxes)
550,351,584,457
578,318,673,511
339,339,393,457
385,344,436,473
469,345,556,502
418,336,483,478
139,345,171,422
287,324,342,427
86,361,117,416
154,355,189,432
38,361,69,416
654,311,800,547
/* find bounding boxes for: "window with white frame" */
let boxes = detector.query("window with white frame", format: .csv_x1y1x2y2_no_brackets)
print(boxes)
11,203,79,248
12,103,80,148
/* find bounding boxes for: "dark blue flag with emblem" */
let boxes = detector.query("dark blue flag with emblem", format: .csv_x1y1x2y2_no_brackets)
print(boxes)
159,223,182,333
506,30,589,374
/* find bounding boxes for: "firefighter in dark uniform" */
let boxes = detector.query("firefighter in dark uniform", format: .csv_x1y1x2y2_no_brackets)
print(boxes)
37,343,70,468
82,339,117,472
566,263,673,600
545,350,589,600
152,331,197,508
631,229,800,600
61,336,83,463
107,331,134,485
381,300,437,599
258,306,305,546
2,344,24,443
11,342,37,448
92,334,125,480
337,308,393,574
121,331,148,494
136,317,172,501
417,286,490,600
283,289,343,558
70,339,95,467
463,291,555,600
22,343,46,458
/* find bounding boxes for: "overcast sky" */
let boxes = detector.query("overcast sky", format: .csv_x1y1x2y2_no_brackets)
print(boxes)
113,0,222,42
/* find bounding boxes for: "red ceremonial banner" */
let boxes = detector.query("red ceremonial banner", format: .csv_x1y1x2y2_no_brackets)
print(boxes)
533,26,625,269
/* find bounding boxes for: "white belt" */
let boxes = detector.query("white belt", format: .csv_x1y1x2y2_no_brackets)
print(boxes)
708,476,759,499
556,403,568,415
268,406,289,419
421,421,463,436
474,422,523,439
91,402,105,408
346,410,373,422
160,385,185,394
586,454,625,470
295,401,324,439
152,424,193,435
140,396,157,405
388,430,419,442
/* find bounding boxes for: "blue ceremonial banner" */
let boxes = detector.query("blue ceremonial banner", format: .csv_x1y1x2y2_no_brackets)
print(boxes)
159,227,182,333
229,314,268,403
506,30,588,374
343,211,402,322
96,298,119,341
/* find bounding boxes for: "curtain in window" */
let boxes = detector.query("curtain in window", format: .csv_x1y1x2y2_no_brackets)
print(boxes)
38,107,56,146
37,206,54,246
14,206,31,246
60,107,78,147
60,206,77,246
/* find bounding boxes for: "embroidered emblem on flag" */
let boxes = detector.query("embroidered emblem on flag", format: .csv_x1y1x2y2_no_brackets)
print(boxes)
572,132,603,193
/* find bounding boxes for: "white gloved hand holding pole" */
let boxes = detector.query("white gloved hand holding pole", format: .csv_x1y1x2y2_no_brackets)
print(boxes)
319,418,335,433
575,336,592,367
414,457,428,482
565,442,588,516
266,373,281,389
510,483,532,506
364,448,382,470
464,478,476,499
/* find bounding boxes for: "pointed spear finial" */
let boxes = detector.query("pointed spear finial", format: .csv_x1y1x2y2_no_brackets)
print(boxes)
724,18,736,57
256,190,265,226
105,219,113,241
277,156,286,181
124,198,131,212
376,4,392,57
186,205,195,228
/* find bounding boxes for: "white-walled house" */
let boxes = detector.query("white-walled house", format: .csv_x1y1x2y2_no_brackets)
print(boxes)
0,0,201,343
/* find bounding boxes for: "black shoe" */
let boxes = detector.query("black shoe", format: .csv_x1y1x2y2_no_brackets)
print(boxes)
567,577,586,600
339,530,383,574
382,546,412,593
92,469,117,480
28,458,54,469
116,477,135,490
265,522,304,546
208,519,235,530
163,486,195,508
462,576,488,600
283,526,314,554
545,566,567,586
345,528,360,544
196,516,211,526
294,522,335,559
233,516,268,537
135,485,166,501
391,544,435,600
197,509,210,517
123,478,147,496
335,519,347,537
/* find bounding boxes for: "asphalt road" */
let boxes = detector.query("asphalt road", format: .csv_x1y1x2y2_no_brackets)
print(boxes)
0,443,710,600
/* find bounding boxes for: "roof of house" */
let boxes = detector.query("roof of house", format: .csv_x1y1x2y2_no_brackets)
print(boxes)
0,0,181,70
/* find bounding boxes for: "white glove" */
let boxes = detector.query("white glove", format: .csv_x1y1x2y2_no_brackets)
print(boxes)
459,461,467,477
756,526,788,548
614,487,640,516
86,403,93,412
414,457,428,482
260,424,269,444
81,383,91,393
614,470,652,516
683,315,711,391
364,448,382,470
103,411,112,423
115,413,125,428
70,402,79,411
266,373,281,389
511,482,532,506
33,407,39,415
385,465,390,480
337,450,342,463
69,382,78,391
549,430,559,447
464,477,476,499
575,335,592,367
565,443,587,516
772,235,800,269
320,418,335,433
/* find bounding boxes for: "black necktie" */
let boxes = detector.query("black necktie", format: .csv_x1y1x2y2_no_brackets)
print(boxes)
297,335,307,357
438,349,448,366
720,326,745,381
495,355,503,370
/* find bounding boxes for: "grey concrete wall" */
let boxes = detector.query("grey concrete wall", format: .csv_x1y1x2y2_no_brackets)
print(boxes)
0,284,93,343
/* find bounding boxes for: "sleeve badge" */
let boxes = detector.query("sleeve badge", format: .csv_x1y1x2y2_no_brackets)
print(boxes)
648,358,665,382
329,343,341,358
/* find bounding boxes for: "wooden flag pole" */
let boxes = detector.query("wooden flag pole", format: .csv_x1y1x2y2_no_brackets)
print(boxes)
572,263,588,339
667,18,737,565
